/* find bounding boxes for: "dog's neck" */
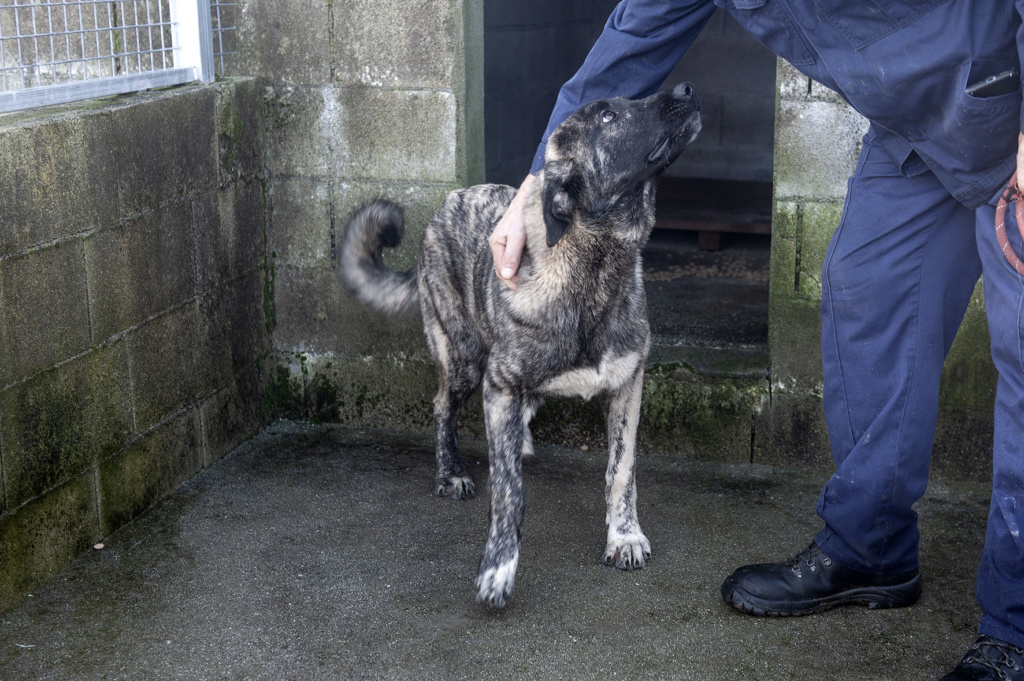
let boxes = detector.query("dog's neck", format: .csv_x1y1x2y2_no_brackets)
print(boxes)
516,177,645,308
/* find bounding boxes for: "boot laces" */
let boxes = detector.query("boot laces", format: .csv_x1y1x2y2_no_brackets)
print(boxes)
788,543,832,578
964,636,1024,680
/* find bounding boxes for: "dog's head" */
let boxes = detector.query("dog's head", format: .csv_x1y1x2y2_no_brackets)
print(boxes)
541,83,701,247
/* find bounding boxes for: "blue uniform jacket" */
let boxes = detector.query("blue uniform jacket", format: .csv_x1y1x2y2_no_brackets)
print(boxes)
530,0,1024,209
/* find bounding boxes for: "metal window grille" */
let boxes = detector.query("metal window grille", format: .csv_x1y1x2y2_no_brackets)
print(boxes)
0,0,214,113
209,0,233,77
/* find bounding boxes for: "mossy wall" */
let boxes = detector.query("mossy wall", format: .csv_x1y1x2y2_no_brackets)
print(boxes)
231,0,487,435
0,79,270,611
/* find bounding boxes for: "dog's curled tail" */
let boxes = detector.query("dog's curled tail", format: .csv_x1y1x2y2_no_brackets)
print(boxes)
337,199,418,315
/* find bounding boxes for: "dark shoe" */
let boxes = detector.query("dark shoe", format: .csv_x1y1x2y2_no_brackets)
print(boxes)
721,541,922,617
938,635,1024,680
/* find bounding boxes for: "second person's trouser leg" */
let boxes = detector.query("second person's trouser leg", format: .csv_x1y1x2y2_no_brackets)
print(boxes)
815,131,981,574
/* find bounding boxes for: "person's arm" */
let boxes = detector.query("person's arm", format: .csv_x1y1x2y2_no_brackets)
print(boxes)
529,0,717,175
491,0,717,290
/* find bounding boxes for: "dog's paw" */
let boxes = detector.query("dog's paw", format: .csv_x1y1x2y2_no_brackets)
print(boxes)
475,553,519,608
435,475,475,500
602,532,651,571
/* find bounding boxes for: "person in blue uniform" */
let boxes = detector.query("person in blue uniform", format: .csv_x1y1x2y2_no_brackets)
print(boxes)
488,2,1024,679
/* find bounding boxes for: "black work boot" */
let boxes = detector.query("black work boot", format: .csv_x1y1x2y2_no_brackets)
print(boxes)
721,541,922,616
938,635,1024,680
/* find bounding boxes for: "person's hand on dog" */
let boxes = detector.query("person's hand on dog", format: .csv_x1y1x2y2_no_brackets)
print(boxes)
489,174,536,290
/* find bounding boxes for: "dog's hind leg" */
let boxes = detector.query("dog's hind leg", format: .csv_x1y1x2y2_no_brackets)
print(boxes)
475,376,525,608
602,367,651,570
432,370,480,500
423,301,482,500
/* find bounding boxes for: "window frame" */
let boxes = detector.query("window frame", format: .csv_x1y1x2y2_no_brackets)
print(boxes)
0,0,214,114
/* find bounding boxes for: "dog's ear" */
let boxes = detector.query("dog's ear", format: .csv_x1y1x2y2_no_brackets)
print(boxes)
541,161,580,247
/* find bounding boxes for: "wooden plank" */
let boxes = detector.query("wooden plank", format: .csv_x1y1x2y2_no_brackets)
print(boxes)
654,177,773,241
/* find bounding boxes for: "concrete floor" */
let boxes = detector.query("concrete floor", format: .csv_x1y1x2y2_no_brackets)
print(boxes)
0,422,989,681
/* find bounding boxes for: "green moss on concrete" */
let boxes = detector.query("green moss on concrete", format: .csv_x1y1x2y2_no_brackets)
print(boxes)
260,353,437,433
272,264,428,358
84,201,198,342
768,295,823,393
0,473,98,612
222,270,272,376
128,303,230,432
639,365,766,460
939,285,996,410
259,363,305,423
0,107,118,255
98,412,203,536
257,352,770,462
773,200,799,242
4,379,85,505
259,354,347,426
0,241,92,385
648,345,769,378
202,366,263,467
459,0,486,186
930,283,996,482
1,344,132,508
770,204,798,300
798,201,843,300
272,178,333,270
217,92,245,179
323,356,436,431
215,78,263,183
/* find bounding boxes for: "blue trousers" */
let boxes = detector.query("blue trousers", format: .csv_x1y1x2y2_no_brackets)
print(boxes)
814,128,1024,647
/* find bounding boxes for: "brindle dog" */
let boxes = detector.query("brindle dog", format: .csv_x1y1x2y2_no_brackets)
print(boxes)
338,82,701,607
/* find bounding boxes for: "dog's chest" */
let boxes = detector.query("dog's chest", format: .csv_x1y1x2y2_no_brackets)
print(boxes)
540,351,642,400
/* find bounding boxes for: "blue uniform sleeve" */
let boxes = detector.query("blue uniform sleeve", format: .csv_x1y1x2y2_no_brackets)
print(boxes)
529,0,717,175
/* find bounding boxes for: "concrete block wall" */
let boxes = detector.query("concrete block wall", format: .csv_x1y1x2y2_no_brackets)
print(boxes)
0,79,269,611
231,0,489,428
758,61,997,477
754,61,866,466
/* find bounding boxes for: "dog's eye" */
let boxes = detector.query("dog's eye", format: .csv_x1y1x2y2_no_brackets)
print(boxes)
601,110,616,124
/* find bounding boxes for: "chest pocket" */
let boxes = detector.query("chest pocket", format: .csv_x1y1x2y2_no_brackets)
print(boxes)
812,0,953,50
714,0,815,66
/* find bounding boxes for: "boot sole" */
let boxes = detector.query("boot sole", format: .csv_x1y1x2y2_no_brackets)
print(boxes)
721,572,923,617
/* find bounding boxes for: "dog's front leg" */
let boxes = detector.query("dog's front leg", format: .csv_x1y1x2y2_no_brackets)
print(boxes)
474,375,525,608
602,366,650,570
